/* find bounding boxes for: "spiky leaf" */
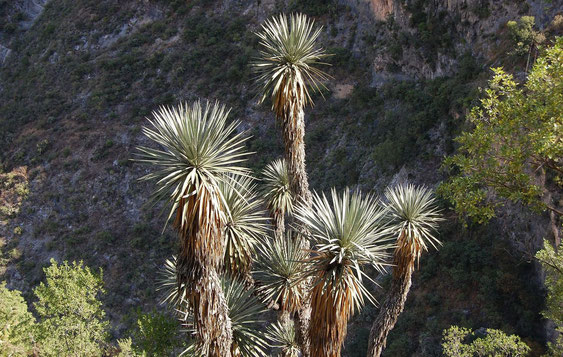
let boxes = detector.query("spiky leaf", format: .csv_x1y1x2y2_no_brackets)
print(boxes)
254,231,307,313
262,158,293,216
135,101,251,232
253,13,329,118
383,184,443,272
265,321,300,357
219,175,269,277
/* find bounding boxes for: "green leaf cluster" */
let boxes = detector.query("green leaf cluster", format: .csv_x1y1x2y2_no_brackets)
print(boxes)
33,259,109,357
507,17,545,57
440,38,563,223
0,282,36,356
131,310,182,357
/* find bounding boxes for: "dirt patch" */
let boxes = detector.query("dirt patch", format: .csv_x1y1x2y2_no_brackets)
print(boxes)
333,83,354,99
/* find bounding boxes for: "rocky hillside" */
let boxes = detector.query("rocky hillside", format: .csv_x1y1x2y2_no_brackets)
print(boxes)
1,0,562,355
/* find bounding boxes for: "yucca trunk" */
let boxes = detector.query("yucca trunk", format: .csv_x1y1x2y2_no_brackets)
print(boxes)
366,234,418,357
282,107,313,207
280,105,313,357
187,266,233,356
273,208,285,241
309,279,351,357
175,187,233,357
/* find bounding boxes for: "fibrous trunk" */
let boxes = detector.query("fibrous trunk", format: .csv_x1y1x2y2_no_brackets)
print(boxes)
175,187,233,357
309,281,350,357
273,209,285,241
283,107,312,207
366,247,415,357
280,106,313,356
187,266,233,356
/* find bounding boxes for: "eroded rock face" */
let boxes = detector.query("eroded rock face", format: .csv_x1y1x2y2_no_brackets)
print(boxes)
345,0,562,80
369,0,396,20
347,0,397,20
14,0,50,29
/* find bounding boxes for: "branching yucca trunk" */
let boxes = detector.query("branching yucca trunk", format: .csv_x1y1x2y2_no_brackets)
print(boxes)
254,14,329,354
175,188,233,357
366,235,417,357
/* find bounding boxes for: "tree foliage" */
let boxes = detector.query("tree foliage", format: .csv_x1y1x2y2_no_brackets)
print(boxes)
507,16,545,59
442,326,530,357
440,38,563,223
0,282,36,356
117,338,147,357
536,240,563,355
33,259,108,357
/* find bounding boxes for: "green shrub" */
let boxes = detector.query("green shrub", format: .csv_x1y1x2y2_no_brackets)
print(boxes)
442,326,530,356
34,259,109,357
131,310,182,356
0,282,36,356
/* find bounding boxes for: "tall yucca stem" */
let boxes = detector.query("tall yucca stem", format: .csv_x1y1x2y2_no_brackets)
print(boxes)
253,13,330,355
366,184,442,357
282,107,313,207
281,106,312,357
366,232,416,357
175,187,233,357
136,101,252,356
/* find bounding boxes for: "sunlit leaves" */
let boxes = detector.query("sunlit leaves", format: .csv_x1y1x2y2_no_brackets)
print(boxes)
295,188,393,312
219,175,269,277
294,189,393,356
135,101,251,230
265,321,300,357
384,184,443,262
253,13,329,118
254,231,308,314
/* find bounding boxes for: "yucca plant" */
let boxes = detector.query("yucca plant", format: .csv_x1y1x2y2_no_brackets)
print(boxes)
219,175,269,279
266,321,300,357
222,277,269,357
367,184,443,357
262,159,293,239
158,256,187,309
136,101,251,356
254,231,308,317
253,12,329,206
253,15,330,354
294,189,393,357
